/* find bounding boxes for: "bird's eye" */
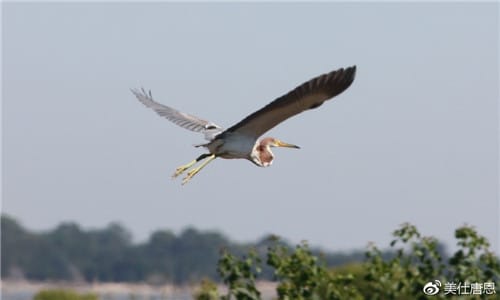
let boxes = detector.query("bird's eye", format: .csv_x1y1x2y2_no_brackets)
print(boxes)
205,125,217,130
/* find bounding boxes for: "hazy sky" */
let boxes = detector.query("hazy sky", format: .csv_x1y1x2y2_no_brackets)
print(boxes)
3,2,499,254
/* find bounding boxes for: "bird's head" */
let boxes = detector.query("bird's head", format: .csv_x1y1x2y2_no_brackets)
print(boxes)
250,137,300,167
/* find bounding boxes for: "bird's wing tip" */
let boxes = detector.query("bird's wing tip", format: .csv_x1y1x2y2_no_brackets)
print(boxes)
130,87,153,99
344,65,357,80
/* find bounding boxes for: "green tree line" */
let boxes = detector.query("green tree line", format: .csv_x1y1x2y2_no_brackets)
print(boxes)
1,214,367,284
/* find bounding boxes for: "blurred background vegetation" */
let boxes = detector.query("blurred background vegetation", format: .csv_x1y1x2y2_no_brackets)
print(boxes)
33,289,97,300
3,214,499,299
1,214,367,284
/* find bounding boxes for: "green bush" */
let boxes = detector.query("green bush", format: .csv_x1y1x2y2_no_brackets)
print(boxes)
33,289,97,300
199,223,500,300
217,249,262,300
194,279,221,300
268,241,363,300
364,223,499,299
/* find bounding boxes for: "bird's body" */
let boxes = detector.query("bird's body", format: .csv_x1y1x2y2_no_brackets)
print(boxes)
206,133,297,166
132,66,356,184
205,132,256,160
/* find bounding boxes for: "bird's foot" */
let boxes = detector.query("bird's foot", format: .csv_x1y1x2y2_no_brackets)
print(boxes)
175,154,215,185
172,159,197,178
172,166,189,179
181,169,199,185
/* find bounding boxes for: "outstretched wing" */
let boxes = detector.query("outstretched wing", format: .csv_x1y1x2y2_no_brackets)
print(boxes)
131,88,223,140
225,66,356,138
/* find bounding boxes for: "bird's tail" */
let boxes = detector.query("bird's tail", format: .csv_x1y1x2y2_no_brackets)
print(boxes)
193,142,210,148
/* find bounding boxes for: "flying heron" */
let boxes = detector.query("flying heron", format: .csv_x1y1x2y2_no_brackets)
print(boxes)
132,66,356,185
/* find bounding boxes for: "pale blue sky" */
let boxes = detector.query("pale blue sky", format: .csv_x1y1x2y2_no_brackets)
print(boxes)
2,2,499,253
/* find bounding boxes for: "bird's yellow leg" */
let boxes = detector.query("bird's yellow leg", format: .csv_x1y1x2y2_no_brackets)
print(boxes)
172,153,212,179
182,154,216,185
172,159,197,178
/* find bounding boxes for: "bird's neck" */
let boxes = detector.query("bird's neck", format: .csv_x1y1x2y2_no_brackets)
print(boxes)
255,143,274,167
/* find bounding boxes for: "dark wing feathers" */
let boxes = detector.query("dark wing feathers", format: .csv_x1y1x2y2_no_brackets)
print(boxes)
226,66,356,138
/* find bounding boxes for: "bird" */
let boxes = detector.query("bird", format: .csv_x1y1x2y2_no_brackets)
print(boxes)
132,65,356,185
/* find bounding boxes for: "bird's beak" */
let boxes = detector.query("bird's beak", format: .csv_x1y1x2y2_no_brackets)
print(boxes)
275,140,300,149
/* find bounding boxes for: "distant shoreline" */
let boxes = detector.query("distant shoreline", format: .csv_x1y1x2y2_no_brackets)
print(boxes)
1,279,277,300
2,279,192,294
